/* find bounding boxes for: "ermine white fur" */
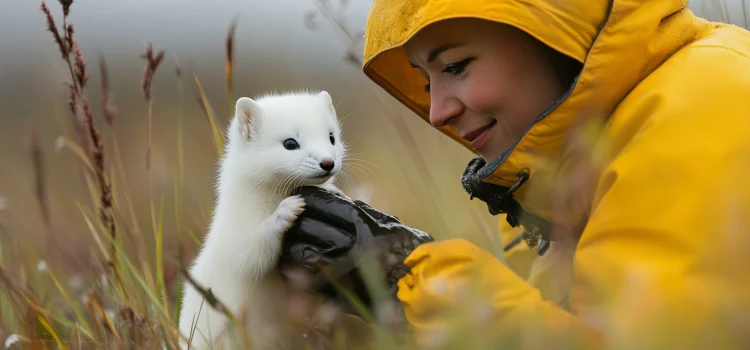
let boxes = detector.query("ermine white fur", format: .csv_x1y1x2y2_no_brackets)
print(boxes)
179,90,348,349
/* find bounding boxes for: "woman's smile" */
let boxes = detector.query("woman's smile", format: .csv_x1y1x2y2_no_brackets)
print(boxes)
461,119,497,150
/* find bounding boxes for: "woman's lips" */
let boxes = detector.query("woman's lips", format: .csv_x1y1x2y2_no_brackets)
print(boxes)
463,120,497,150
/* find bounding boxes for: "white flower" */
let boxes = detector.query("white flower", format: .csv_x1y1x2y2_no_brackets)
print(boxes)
54,136,66,153
4,334,20,349
105,309,116,321
37,260,48,273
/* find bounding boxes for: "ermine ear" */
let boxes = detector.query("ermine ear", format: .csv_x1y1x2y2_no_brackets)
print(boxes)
319,90,335,114
235,97,259,138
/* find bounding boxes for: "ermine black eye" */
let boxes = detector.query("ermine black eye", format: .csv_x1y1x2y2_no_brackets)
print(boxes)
329,133,335,145
283,138,300,150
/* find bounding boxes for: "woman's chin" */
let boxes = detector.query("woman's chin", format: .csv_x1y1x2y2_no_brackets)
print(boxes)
476,136,517,164
477,148,504,164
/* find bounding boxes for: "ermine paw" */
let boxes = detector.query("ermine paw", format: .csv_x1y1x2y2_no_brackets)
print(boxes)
272,195,306,232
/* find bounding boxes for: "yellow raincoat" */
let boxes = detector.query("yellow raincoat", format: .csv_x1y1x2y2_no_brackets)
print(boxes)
362,0,750,348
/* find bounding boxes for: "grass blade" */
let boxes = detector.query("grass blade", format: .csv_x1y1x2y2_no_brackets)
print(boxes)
44,269,96,340
191,72,225,155
36,314,68,350
155,196,168,312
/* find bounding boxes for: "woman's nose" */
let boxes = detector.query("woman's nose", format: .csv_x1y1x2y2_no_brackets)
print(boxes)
428,87,463,128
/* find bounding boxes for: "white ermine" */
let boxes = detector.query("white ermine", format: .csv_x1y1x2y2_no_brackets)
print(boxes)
179,90,348,349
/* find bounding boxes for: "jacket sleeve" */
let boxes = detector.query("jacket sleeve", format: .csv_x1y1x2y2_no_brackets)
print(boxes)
395,45,750,350
396,238,605,348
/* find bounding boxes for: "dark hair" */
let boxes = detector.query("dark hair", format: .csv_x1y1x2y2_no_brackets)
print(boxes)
542,44,582,94
507,23,582,95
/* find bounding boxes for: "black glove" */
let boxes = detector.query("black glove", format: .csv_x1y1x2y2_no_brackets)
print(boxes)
277,186,434,314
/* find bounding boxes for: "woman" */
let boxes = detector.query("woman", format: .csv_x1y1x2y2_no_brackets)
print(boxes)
280,0,750,348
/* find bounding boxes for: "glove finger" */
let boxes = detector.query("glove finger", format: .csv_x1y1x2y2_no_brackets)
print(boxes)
352,200,434,243
286,218,356,253
353,200,398,223
291,186,363,227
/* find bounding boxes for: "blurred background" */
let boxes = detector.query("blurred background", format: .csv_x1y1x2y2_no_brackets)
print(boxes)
0,0,747,339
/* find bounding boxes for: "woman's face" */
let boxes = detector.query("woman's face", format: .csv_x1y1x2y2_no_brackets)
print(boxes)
404,18,565,162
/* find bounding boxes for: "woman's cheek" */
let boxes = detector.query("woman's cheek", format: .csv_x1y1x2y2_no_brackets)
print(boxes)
461,73,507,117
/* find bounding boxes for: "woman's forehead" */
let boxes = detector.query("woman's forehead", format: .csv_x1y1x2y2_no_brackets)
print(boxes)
404,19,514,64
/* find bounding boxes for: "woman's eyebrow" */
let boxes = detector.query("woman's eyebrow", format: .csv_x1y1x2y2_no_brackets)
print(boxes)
426,43,464,63
409,43,465,68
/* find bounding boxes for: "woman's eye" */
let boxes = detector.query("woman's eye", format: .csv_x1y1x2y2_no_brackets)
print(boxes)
329,133,335,145
442,58,473,76
283,138,300,150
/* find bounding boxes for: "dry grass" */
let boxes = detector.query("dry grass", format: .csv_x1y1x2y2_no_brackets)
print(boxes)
1,0,749,349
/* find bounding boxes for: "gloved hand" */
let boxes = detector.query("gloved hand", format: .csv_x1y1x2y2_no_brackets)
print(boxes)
277,185,434,315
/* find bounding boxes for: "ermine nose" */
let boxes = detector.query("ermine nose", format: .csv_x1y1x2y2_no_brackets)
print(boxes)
319,160,334,172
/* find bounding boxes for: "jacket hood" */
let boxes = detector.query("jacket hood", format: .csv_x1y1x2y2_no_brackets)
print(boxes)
362,0,709,226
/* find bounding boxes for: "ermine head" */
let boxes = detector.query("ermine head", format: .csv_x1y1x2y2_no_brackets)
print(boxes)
226,90,347,192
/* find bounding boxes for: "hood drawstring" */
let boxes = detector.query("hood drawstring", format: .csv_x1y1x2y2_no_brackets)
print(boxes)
460,157,551,256
498,172,550,256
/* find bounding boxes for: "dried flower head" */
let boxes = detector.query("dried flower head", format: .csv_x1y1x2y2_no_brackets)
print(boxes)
41,2,67,59
140,43,165,101
99,54,117,126
65,24,74,55
64,81,78,117
59,0,73,17
71,41,88,88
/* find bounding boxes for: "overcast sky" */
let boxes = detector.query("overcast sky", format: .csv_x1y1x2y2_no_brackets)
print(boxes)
0,0,746,68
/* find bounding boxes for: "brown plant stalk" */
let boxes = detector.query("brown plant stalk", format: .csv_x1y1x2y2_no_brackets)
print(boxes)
140,42,165,172
99,54,117,127
29,128,51,231
40,0,120,290
42,1,87,149
192,71,224,154
226,15,239,116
